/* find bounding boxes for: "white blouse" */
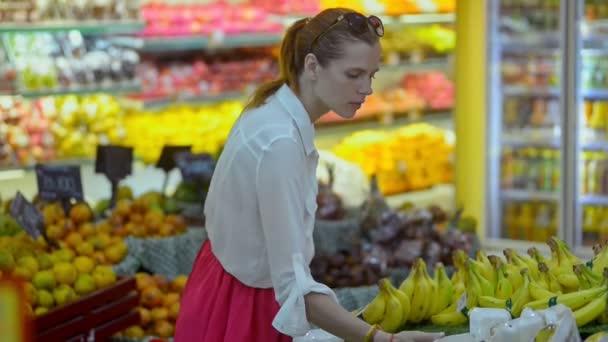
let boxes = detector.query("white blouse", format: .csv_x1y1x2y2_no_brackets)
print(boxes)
204,84,338,337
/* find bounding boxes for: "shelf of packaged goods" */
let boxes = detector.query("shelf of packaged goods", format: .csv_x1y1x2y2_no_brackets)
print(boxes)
141,32,283,52
501,129,560,148
0,20,145,34
503,86,608,100
14,81,141,99
501,189,559,202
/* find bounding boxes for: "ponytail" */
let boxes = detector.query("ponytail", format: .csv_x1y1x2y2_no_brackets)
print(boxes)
244,18,309,110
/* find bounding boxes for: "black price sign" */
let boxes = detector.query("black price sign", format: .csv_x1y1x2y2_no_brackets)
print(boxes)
9,192,44,240
95,145,133,180
35,164,84,202
175,152,215,184
156,145,192,173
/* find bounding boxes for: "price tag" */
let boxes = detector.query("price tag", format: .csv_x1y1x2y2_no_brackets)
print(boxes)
35,164,83,202
175,152,215,184
456,292,468,316
9,191,43,240
156,145,192,173
95,145,133,180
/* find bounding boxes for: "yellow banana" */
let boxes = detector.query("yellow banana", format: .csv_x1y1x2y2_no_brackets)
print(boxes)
474,250,497,287
362,287,386,324
431,262,453,315
409,259,431,323
398,263,416,301
431,301,468,326
495,261,513,300
552,237,582,265
590,243,608,276
547,237,581,291
505,248,541,281
579,263,603,287
525,285,606,311
523,269,555,301
378,281,404,333
420,259,436,320
470,261,494,297
575,264,595,290
382,279,410,325
504,261,524,290
538,262,562,293
528,246,557,270
573,291,608,327
585,331,608,342
478,295,509,309
430,308,468,326
510,268,531,317
465,261,481,310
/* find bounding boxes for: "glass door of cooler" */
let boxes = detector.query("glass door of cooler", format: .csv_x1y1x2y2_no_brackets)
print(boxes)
487,0,563,242
576,1,608,249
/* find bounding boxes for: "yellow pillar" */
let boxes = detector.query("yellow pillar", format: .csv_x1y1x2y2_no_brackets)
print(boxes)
455,1,487,239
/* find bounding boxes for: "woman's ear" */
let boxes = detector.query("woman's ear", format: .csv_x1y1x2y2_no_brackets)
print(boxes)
303,53,320,81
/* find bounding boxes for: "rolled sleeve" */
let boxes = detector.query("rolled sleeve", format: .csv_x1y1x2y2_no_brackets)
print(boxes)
256,138,338,337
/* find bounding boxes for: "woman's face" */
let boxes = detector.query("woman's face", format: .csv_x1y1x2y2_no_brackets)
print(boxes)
314,40,382,119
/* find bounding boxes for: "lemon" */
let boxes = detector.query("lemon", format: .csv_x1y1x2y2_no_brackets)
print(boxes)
32,270,56,290
37,254,53,270
37,289,54,308
0,250,15,272
74,274,96,295
53,285,77,306
17,256,39,275
53,262,77,286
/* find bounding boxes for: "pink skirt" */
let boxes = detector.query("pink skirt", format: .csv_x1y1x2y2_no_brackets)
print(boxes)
175,240,293,342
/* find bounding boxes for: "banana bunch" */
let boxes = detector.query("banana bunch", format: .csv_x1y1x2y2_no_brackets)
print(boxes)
404,258,436,323
590,241,608,276
547,237,581,292
362,278,410,333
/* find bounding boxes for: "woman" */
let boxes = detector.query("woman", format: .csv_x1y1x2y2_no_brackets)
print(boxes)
175,7,445,342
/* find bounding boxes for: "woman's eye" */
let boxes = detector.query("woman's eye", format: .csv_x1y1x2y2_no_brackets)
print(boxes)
347,73,359,79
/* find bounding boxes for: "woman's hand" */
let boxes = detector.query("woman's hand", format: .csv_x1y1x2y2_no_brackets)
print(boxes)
374,331,445,342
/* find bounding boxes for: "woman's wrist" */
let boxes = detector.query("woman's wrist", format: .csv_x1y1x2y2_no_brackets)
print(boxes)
373,330,393,342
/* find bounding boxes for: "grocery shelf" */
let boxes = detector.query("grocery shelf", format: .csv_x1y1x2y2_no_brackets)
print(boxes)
380,13,455,25
582,89,608,100
581,194,608,206
501,129,560,148
139,91,246,109
16,81,141,99
0,20,145,34
141,33,283,52
500,189,559,202
502,85,559,97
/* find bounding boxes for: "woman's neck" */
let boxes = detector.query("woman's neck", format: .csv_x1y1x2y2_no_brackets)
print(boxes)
292,81,328,123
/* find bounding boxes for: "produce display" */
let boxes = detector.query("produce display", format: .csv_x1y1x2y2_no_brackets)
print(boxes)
0,45,16,94
140,2,283,37
136,50,278,99
382,25,455,64
4,32,140,93
0,96,56,166
0,0,140,22
0,228,121,316
359,237,608,334
116,273,188,339
333,123,454,195
319,0,455,15
123,100,243,164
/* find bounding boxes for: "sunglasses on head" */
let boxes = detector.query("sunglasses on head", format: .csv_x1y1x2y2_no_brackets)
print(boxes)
309,12,384,51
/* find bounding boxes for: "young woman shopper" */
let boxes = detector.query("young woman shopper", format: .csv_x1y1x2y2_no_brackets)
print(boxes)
175,7,445,342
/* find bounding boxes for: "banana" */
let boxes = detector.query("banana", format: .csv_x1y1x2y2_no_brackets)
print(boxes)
399,263,416,301
474,250,497,287
504,261,524,290
535,325,557,342
495,261,513,300
575,264,595,290
538,262,562,294
506,248,541,281
525,285,606,311
478,295,509,309
585,331,608,342
431,262,453,315
556,271,580,291
590,243,608,276
470,261,494,297
573,291,608,327
510,268,531,317
382,279,410,325
552,237,582,265
527,271,557,301
464,261,481,310
420,259,437,320
362,286,386,324
378,280,404,333
547,238,580,291
579,263,603,287
409,258,431,323
528,247,555,270
430,308,468,326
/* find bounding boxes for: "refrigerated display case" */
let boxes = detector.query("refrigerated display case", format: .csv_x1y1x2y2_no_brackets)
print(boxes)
486,0,608,255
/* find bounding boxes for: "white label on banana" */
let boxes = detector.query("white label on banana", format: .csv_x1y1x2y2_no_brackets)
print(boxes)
457,293,467,313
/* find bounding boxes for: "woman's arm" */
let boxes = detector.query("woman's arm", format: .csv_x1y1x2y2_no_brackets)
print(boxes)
305,292,392,342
